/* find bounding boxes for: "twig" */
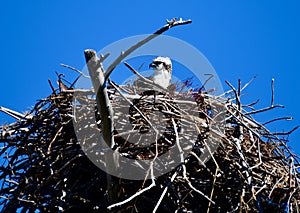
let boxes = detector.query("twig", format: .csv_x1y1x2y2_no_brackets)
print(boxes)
123,61,167,92
238,79,241,101
263,116,293,125
225,80,241,111
60,63,90,78
244,104,284,115
47,125,64,154
107,166,156,210
270,126,299,136
199,74,214,91
48,79,56,93
241,76,257,92
0,106,32,120
153,171,177,213
271,78,275,107
245,99,260,108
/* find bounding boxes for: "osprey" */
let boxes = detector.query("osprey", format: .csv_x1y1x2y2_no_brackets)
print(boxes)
149,56,172,89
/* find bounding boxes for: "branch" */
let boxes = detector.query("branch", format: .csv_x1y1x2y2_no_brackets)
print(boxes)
244,104,284,115
263,116,293,125
60,63,90,78
0,106,32,120
104,18,192,81
84,49,115,148
123,61,167,92
225,80,241,111
271,78,275,107
48,79,56,93
270,126,299,136
241,76,256,92
107,165,156,210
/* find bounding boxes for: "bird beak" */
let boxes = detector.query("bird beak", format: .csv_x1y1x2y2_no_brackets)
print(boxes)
149,63,156,69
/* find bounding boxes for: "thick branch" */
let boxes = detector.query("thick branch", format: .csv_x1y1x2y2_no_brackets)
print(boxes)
84,49,115,148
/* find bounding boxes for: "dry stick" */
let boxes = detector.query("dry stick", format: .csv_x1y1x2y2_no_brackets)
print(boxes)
198,74,214,92
268,174,286,198
0,106,32,120
153,118,182,212
229,80,298,206
245,99,260,111
225,103,272,140
153,170,177,213
271,78,275,107
225,81,257,209
47,125,64,155
207,162,219,212
60,63,90,78
193,125,219,212
124,61,167,92
238,79,241,108
154,117,217,212
104,18,192,81
107,167,156,210
247,99,260,107
248,131,263,171
270,126,299,136
289,158,294,189
263,116,293,125
245,104,284,115
241,76,256,92
225,80,241,111
48,79,56,93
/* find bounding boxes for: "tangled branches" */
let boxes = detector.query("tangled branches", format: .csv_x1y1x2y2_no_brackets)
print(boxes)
0,18,299,212
0,74,299,212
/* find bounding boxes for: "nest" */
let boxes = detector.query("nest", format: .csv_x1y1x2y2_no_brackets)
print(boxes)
0,75,299,212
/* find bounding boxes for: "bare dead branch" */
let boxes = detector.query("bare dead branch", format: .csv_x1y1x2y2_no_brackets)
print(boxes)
271,78,275,107
245,104,284,115
60,63,90,78
269,126,299,136
124,61,167,92
263,116,293,125
104,18,192,81
84,49,115,148
0,106,32,120
48,79,56,93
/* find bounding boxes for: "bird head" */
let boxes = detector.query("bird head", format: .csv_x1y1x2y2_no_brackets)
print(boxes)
149,57,172,88
149,56,172,74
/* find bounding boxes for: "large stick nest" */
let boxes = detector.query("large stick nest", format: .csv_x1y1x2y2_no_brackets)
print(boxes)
0,75,299,212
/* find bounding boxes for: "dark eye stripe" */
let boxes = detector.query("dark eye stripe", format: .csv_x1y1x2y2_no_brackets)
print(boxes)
153,61,168,67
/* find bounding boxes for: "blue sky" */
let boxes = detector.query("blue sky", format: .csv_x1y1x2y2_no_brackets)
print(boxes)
0,1,299,155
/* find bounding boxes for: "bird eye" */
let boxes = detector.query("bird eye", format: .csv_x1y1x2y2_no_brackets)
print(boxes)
153,61,162,65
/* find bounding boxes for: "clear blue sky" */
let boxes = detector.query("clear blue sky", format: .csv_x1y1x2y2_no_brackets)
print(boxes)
0,1,299,155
